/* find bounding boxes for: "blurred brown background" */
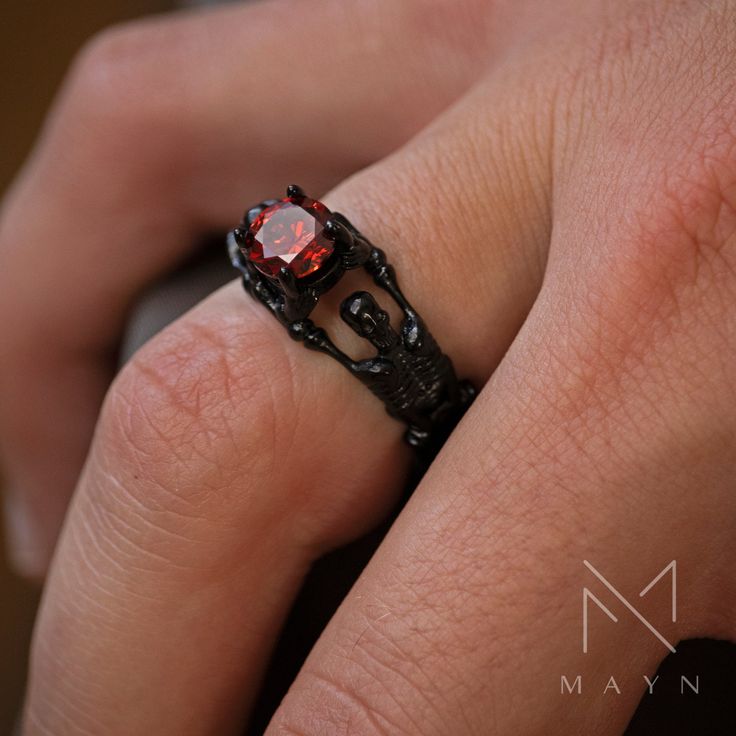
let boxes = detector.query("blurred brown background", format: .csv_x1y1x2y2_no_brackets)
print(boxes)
0,2,173,732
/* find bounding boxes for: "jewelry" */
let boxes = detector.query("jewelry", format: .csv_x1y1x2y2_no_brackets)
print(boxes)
228,185,475,454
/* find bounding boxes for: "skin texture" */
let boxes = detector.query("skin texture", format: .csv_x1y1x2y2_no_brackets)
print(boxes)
0,0,735,733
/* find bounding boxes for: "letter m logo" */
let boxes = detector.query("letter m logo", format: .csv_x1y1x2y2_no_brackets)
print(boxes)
582,560,677,654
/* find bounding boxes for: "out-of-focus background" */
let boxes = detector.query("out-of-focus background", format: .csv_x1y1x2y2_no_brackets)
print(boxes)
0,3,175,730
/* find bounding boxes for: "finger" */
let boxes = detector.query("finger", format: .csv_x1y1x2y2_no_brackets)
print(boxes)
0,0,496,578
267,310,725,735
25,68,556,733
266,202,736,735
267,20,736,735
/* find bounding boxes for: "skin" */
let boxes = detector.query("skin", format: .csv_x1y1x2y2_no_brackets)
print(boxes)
0,0,735,733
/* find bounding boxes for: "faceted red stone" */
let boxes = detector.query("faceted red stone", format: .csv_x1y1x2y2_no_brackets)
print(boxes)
244,196,334,279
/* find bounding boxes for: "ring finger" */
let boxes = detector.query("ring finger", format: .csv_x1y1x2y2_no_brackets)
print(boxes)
24,66,555,734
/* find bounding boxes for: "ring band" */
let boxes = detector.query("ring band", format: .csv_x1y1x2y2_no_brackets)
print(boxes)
228,185,475,455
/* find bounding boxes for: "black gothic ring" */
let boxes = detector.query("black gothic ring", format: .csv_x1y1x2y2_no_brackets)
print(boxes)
227,184,475,455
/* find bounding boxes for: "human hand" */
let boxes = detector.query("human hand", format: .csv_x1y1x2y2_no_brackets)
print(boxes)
2,0,735,733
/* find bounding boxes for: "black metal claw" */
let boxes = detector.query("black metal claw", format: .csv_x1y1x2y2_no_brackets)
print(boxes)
227,232,247,273
323,217,341,240
231,226,247,247
286,183,306,199
325,216,371,269
276,266,299,298
324,218,353,254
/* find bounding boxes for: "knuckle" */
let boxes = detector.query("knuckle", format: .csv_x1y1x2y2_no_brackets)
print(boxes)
274,603,452,736
596,123,736,333
75,22,148,84
72,23,153,111
326,76,552,369
271,668,416,736
562,24,736,343
98,304,292,515
64,20,193,161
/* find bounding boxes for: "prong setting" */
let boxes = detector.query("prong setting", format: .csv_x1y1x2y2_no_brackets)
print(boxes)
286,183,306,199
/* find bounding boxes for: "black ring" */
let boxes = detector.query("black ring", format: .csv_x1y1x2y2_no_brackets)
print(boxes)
227,185,475,456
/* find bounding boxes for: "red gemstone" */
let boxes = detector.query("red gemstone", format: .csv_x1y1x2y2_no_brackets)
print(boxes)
244,196,334,279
